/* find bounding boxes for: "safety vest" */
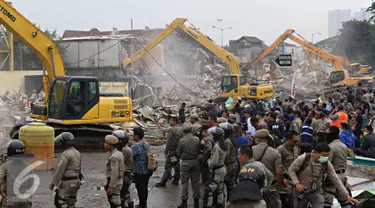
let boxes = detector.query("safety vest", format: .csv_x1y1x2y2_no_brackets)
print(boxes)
332,111,348,128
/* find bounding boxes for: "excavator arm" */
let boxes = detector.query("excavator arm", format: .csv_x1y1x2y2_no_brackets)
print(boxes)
0,1,65,79
250,29,295,67
123,18,240,74
0,1,66,105
123,18,187,69
288,33,344,70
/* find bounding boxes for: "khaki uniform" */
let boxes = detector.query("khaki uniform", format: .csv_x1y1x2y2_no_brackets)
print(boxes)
161,125,184,184
191,122,201,136
224,138,238,196
324,140,350,208
207,143,227,207
177,133,201,200
121,145,133,207
277,144,300,189
52,146,82,208
291,118,302,135
0,159,32,208
288,153,348,208
105,149,125,208
252,142,282,208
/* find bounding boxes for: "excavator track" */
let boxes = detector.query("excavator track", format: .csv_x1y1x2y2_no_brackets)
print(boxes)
10,123,122,152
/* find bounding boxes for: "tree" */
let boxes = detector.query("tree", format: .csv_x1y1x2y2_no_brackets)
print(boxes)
333,20,375,66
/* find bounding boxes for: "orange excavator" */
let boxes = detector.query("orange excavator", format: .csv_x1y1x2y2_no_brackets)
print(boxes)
248,29,375,98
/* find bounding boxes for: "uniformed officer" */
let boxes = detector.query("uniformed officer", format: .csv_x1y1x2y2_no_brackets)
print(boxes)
207,127,228,208
51,132,82,208
288,142,358,208
191,114,201,135
0,139,32,208
324,126,351,208
252,129,283,208
177,123,201,208
156,117,183,187
228,144,274,208
219,122,238,200
112,130,134,208
276,130,300,207
104,135,125,208
200,125,215,207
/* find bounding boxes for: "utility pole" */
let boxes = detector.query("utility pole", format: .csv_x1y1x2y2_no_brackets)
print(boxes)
311,32,322,44
130,18,134,99
212,19,232,47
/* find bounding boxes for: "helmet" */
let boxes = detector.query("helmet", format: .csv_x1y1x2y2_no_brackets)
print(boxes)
54,132,75,145
208,127,224,140
112,130,129,150
112,130,128,141
7,139,25,156
219,123,234,131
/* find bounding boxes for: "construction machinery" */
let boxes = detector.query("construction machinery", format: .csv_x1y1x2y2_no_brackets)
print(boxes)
249,29,375,98
123,18,274,100
1,1,133,150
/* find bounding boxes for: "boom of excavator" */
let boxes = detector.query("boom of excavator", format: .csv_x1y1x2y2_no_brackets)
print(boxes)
123,18,274,100
249,29,375,98
1,1,132,151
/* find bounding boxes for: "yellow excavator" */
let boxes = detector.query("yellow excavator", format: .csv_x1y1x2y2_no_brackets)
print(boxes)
1,1,133,150
123,18,274,100
249,29,375,98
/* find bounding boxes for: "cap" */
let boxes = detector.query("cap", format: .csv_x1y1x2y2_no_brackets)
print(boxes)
254,129,269,138
182,123,193,132
216,117,227,123
190,114,199,119
208,127,224,138
105,135,119,145
219,122,233,131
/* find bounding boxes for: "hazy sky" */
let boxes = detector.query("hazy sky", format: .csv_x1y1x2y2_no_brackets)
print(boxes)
11,0,373,45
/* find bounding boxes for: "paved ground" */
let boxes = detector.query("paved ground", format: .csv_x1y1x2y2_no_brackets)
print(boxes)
30,145,205,208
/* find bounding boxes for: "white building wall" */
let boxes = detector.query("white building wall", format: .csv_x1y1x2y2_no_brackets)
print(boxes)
62,39,121,68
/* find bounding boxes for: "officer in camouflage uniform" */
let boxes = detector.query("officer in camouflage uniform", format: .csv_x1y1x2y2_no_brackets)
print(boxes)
0,140,32,208
156,117,184,187
104,135,125,208
177,123,201,208
207,127,228,208
51,132,82,208
219,122,238,200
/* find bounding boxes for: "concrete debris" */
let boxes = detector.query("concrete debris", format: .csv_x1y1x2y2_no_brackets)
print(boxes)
265,60,335,99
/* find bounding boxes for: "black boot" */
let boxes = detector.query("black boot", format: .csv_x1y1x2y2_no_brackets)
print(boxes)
128,201,134,208
177,199,187,208
194,198,200,208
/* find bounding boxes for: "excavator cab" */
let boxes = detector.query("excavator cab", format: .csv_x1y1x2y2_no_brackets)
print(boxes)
220,75,245,97
329,70,347,85
48,76,100,120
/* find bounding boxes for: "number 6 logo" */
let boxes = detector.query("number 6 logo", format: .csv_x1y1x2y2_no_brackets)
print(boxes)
13,161,44,199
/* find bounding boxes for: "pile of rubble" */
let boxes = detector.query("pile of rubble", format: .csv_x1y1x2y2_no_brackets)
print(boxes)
264,60,334,99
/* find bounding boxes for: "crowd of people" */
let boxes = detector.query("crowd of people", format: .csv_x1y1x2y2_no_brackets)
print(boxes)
1,88,375,208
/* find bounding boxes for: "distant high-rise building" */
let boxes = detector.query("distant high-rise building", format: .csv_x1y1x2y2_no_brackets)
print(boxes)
328,9,351,37
352,8,372,21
